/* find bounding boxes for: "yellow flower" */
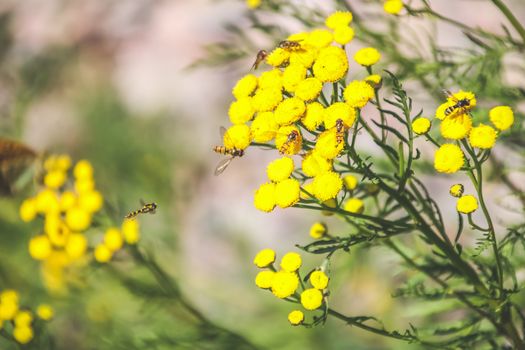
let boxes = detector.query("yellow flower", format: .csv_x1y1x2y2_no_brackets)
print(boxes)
246,0,261,9
302,151,332,177
275,126,303,155
258,69,282,90
29,235,52,260
251,111,278,142
354,47,381,66
469,123,497,149
365,74,382,88
0,290,19,304
94,244,113,263
300,288,323,310
75,178,95,194
434,144,464,174
65,233,88,260
271,271,299,298
232,74,258,99
254,248,276,268
65,206,91,232
223,124,252,150
267,157,295,182
228,97,255,124
104,228,123,252
122,219,140,244
343,174,358,190
325,11,353,29
333,26,354,45
255,270,275,289
489,106,514,131
312,171,343,201
254,182,276,212
446,91,476,110
312,46,349,83
288,310,305,325
344,198,364,214
310,271,329,289
275,179,301,208
324,102,356,129
314,129,344,159
449,184,464,198
384,0,403,14
44,170,67,189
78,190,104,213
440,114,472,139
14,310,33,327
412,118,431,135
252,88,283,112
37,304,54,321
309,222,327,239
457,195,478,214
280,252,302,272
344,80,375,108
305,29,334,49
13,325,33,344
35,189,60,214
302,102,325,131
435,101,455,120
294,77,323,101
59,191,77,211
282,63,307,93
74,160,94,180
289,49,318,69
19,198,37,222
274,97,306,125
266,48,290,67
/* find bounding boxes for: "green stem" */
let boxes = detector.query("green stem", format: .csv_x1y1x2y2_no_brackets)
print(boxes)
490,0,525,46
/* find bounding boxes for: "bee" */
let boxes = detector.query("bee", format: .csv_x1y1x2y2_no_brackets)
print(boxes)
278,130,300,154
251,50,267,70
278,40,303,51
213,127,244,176
125,201,157,219
443,90,472,116
0,138,37,196
334,119,346,145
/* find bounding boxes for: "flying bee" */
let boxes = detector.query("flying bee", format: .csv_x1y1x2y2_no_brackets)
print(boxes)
125,201,157,219
443,90,472,116
334,119,346,145
213,127,244,176
251,50,267,70
278,130,300,154
278,40,303,51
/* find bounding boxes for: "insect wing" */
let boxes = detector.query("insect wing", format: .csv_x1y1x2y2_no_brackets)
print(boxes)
214,157,233,176
442,89,458,103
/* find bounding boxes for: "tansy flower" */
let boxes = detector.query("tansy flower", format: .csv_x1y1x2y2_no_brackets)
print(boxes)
309,222,327,239
314,129,344,159
305,29,334,49
469,124,497,149
365,74,382,88
258,69,283,90
28,235,52,260
275,126,303,155
294,77,323,101
310,271,329,289
251,111,278,142
301,151,332,177
74,160,93,179
36,304,54,321
301,288,323,310
65,207,91,232
489,106,514,131
255,270,275,289
333,26,354,45
266,48,290,67
449,184,464,198
223,124,252,150
280,252,302,272
246,0,261,9
344,80,375,108
344,198,364,214
282,63,307,93
232,74,258,99
275,179,301,208
440,114,472,139
228,97,255,124
267,157,295,182
302,102,325,131
65,233,88,260
312,171,343,201
354,47,381,66
14,311,33,327
457,195,478,214
324,102,356,129
384,0,403,14
271,271,299,298
19,198,37,222
254,248,276,268
254,182,276,212
44,170,66,189
325,11,353,29
434,144,464,174
288,310,305,325
274,97,306,125
13,326,33,344
122,219,140,244
94,244,112,263
412,118,431,135
343,174,358,190
252,87,283,112
290,49,318,69
313,46,349,83
103,228,123,252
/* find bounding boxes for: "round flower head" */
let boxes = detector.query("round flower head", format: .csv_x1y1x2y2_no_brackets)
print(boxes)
324,102,356,129
14,311,33,327
65,233,88,260
35,189,59,213
223,124,252,150
65,207,91,232
254,248,276,268
275,179,301,208
365,74,382,88
469,124,497,149
302,151,332,177
251,111,278,142
343,174,358,190
344,197,364,214
266,48,290,67
228,97,255,125
312,171,343,201
290,49,318,69
267,157,294,182
314,129,344,159
258,69,283,90
309,222,327,239
384,0,403,14
252,87,283,112
440,114,472,139
78,190,103,213
310,271,329,289
19,199,37,222
354,47,381,66
274,97,306,125
29,235,52,260
435,101,455,120
325,11,353,29
282,63,307,93
246,0,261,9
344,80,375,109
271,271,299,298
457,195,478,214
449,184,464,198
305,29,334,49
275,126,302,155
313,46,348,83
1,290,20,304
122,219,140,244
280,252,302,272
37,304,54,321
74,160,93,179
104,228,123,252
412,118,431,135
288,310,305,326
94,244,113,263
255,270,275,289
254,182,276,212
489,106,514,131
294,77,323,101
434,144,464,174
301,288,323,310
232,74,258,99
44,170,66,189
13,326,33,344
302,102,325,131
333,26,354,45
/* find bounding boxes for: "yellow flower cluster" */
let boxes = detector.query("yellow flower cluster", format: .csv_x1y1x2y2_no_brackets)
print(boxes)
94,219,140,263
0,289,53,345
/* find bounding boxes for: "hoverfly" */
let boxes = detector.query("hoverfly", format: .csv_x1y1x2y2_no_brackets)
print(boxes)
443,90,472,117
213,127,244,176
278,40,303,51
125,200,157,219
251,50,268,70
278,129,300,154
334,119,346,145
